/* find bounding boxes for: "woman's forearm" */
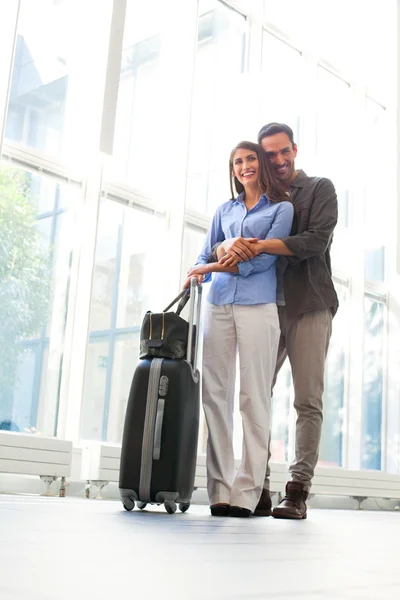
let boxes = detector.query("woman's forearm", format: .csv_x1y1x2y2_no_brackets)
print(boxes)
211,263,238,274
187,262,238,278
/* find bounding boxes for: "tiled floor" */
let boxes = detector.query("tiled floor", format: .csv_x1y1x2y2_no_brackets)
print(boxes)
0,494,400,600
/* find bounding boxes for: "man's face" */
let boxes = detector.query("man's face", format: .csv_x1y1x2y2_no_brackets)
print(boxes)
260,132,297,184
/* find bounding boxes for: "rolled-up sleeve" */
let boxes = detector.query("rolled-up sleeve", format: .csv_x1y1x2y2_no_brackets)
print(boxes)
283,178,338,263
238,201,294,277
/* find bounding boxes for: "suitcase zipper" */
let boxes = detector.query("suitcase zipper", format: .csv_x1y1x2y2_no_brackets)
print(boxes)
139,358,163,503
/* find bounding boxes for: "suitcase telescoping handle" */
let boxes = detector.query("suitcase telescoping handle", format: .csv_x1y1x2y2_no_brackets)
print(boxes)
186,277,202,373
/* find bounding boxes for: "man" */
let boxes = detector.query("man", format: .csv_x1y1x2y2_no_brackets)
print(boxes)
217,123,338,519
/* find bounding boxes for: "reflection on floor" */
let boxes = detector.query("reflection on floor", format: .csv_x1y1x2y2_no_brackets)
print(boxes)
0,494,399,600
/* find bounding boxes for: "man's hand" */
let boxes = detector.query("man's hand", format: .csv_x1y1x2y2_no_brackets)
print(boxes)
183,272,204,289
221,237,258,262
248,240,264,256
219,238,264,266
218,254,238,267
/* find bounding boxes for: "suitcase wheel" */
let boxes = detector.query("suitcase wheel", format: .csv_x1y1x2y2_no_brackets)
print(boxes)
123,499,135,511
164,501,177,514
179,502,190,513
137,502,147,510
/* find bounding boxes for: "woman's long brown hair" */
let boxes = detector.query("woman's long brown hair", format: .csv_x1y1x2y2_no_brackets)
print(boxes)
229,141,289,202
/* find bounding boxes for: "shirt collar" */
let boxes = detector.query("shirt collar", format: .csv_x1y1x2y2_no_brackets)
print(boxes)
290,169,307,189
234,191,245,204
234,192,268,205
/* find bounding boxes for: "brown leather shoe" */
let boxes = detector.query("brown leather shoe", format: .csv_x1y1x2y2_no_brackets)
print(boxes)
272,482,308,520
253,489,272,517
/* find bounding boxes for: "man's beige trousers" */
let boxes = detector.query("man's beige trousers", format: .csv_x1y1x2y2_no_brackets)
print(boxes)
265,307,333,491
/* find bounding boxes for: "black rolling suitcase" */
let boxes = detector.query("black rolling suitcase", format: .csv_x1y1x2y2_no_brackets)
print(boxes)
119,278,202,514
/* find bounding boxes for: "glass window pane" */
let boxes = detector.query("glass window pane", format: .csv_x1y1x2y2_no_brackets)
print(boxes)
89,198,168,333
261,34,301,142
186,1,246,216
0,166,78,434
319,283,349,467
330,228,351,276
4,0,111,160
316,67,351,228
263,0,396,102
361,296,385,470
181,225,207,284
116,207,167,330
89,200,123,332
364,99,388,283
0,0,19,136
364,247,385,283
31,174,58,214
106,333,140,443
270,362,292,462
2,347,36,433
81,198,167,441
111,0,165,193
5,0,71,155
80,338,110,441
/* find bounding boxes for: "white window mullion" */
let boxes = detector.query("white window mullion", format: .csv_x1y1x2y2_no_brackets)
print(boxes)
155,0,199,302
386,1,400,472
298,55,318,172
0,0,20,155
397,0,400,277
343,84,370,470
99,0,127,157
57,160,103,443
243,0,264,132
2,142,83,184
386,286,400,473
62,0,114,168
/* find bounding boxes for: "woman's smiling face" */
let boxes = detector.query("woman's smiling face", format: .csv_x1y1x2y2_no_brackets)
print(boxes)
232,148,260,189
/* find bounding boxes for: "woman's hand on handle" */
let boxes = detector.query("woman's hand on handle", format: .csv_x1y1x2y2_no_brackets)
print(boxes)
183,272,204,289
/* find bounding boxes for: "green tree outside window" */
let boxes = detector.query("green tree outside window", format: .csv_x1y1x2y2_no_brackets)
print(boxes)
0,167,50,427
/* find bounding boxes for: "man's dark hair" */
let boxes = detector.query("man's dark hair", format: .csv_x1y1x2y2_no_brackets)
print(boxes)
257,122,295,146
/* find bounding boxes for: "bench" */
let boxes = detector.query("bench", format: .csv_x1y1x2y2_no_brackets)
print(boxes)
0,431,73,496
80,443,121,499
79,446,400,508
195,456,400,508
311,465,400,508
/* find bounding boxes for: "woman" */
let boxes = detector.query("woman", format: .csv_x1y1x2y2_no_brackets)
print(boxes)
185,141,293,517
